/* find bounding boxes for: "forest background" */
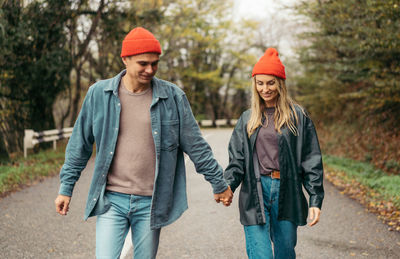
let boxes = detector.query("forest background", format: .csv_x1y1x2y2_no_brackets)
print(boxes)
0,0,399,226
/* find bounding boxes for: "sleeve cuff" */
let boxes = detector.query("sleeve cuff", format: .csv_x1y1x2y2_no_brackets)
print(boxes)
59,183,75,197
309,195,323,209
212,180,229,194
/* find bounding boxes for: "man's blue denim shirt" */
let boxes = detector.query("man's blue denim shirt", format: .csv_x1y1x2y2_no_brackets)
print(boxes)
59,70,228,229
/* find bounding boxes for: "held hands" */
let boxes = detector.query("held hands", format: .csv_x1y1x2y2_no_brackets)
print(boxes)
214,185,233,207
308,207,321,226
55,194,71,216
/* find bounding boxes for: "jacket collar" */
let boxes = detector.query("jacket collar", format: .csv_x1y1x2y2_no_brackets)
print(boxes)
250,126,261,151
249,113,267,150
104,70,168,99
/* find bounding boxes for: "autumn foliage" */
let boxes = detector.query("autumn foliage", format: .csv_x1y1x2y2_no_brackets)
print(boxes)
294,0,400,231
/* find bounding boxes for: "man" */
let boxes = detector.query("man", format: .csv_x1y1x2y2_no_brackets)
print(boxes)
55,27,233,258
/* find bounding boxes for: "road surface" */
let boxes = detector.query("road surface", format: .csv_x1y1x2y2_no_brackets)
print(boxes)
0,128,399,258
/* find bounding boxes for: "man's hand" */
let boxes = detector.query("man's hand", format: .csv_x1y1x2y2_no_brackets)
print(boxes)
55,194,71,216
308,207,321,226
214,186,233,206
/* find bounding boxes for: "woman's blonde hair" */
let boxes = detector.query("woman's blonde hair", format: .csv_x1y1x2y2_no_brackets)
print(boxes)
246,76,301,137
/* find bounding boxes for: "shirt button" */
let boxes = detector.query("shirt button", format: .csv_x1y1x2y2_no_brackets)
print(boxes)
110,152,113,155
93,198,97,201
117,103,120,106
154,131,158,135
115,128,118,131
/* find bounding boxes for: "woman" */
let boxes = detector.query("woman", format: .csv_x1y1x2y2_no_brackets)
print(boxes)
224,48,324,259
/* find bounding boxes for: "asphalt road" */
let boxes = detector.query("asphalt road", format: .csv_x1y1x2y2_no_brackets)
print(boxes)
0,128,399,258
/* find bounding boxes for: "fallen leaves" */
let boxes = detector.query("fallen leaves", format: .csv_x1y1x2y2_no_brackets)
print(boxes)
325,166,400,232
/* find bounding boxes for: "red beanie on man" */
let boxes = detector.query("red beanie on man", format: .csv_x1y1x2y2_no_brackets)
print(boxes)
252,48,286,79
120,27,162,57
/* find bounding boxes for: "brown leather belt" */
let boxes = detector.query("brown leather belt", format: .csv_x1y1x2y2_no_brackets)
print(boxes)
269,170,280,179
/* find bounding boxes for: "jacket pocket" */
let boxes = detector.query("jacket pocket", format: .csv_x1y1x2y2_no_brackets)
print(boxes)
161,119,179,151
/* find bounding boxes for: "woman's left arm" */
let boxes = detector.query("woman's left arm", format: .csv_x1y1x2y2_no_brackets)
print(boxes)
308,207,321,226
301,115,324,225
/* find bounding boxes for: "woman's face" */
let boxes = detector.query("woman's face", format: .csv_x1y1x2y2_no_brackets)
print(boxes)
255,74,279,107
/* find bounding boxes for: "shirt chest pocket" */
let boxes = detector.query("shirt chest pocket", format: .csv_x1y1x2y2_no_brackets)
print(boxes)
161,119,179,151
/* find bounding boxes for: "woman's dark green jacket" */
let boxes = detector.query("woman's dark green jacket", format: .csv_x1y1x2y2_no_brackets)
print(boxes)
224,106,324,226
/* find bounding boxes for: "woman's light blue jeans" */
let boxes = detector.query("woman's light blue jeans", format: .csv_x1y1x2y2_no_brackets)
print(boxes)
244,176,297,259
96,191,161,259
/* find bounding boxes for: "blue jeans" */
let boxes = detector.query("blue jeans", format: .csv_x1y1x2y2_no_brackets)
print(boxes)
244,176,297,259
96,191,161,259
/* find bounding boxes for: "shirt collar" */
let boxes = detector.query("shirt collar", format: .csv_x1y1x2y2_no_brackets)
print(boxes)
104,70,125,94
151,76,168,99
104,70,168,99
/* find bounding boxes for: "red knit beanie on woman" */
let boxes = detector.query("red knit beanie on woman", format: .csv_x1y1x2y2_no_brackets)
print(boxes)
120,27,162,57
252,48,286,79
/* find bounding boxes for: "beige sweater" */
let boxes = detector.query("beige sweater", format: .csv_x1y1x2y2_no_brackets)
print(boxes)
106,79,156,196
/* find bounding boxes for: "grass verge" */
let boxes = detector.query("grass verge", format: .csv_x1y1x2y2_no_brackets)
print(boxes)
0,146,65,197
324,155,400,232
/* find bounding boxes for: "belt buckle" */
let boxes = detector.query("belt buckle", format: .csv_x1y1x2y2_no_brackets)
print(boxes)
271,170,280,179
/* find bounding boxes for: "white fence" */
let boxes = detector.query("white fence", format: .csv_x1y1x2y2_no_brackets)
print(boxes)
198,119,237,127
23,127,73,158
23,119,237,158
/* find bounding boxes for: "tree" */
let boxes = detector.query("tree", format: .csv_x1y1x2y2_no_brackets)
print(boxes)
0,0,285,159
157,0,257,122
55,0,167,127
294,0,400,126
0,0,71,157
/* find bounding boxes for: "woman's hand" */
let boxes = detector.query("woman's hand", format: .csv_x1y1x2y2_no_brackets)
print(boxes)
308,207,321,226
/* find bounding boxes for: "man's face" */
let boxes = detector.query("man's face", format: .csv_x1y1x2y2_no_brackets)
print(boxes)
122,53,160,85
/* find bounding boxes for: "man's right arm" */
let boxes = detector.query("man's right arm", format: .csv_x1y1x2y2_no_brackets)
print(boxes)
55,87,95,213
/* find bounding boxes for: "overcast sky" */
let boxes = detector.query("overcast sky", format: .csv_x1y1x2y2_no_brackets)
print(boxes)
233,0,301,58
233,0,296,18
